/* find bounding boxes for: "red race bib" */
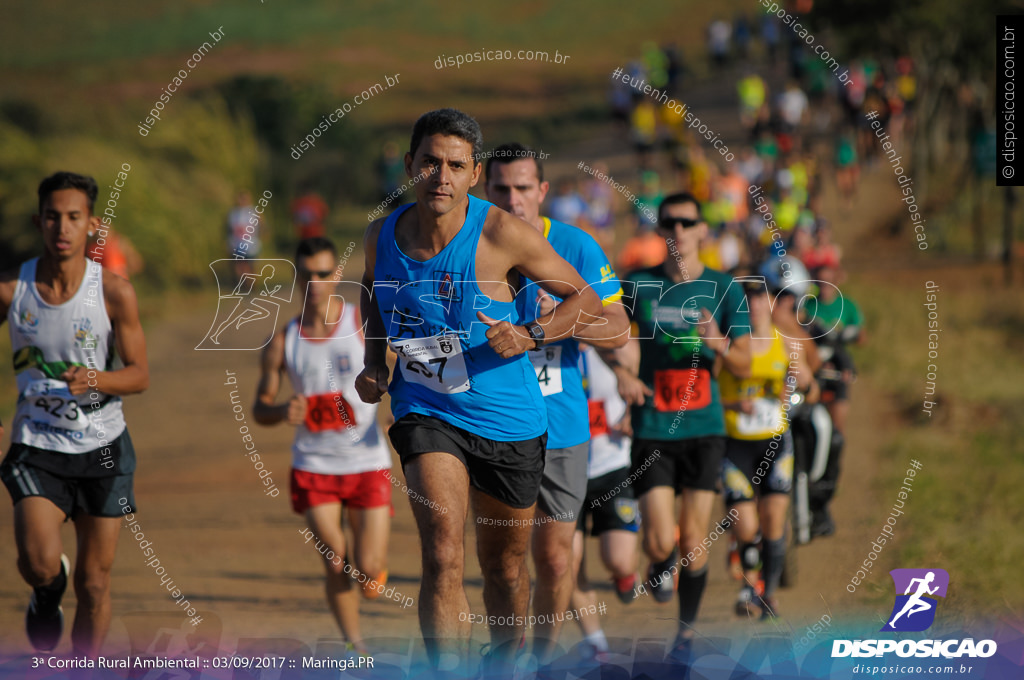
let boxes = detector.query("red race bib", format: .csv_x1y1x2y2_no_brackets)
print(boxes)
588,400,609,437
653,368,712,412
304,393,358,433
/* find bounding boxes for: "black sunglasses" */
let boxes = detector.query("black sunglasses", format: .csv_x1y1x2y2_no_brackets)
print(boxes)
299,269,334,279
660,216,701,229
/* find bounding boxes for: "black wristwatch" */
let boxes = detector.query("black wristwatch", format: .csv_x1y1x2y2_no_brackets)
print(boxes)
525,321,545,348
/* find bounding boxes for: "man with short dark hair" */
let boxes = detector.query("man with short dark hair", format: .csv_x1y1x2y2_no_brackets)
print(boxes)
357,109,602,674
610,192,751,658
0,171,149,655
253,236,391,656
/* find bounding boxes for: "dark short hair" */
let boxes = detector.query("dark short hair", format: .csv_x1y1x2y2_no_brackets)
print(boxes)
409,108,484,163
485,143,544,183
658,192,701,223
38,171,98,215
295,236,336,262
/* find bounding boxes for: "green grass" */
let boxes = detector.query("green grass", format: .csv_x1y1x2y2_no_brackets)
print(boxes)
852,276,1024,622
0,0,753,288
1,1,749,70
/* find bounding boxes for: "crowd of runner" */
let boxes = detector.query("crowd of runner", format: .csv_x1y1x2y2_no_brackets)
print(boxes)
1,20,912,677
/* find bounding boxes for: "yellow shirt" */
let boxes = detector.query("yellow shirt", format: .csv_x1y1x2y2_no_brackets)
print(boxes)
720,331,790,440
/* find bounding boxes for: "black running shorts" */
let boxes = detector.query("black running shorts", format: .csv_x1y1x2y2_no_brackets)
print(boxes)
630,435,725,496
577,466,641,536
388,413,546,509
1,430,137,519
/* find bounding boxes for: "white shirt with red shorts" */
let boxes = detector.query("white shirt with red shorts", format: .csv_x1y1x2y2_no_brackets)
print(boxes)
283,303,391,512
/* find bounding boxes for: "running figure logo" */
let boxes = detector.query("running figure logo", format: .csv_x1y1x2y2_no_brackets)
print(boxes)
880,568,949,632
196,260,296,350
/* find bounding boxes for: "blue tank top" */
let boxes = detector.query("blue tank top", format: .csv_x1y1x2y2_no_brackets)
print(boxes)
517,219,623,448
374,195,547,441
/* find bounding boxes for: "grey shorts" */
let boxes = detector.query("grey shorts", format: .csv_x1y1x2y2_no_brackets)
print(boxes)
536,441,588,522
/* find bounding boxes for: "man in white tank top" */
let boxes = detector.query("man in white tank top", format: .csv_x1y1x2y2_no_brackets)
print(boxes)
252,237,391,656
0,172,150,655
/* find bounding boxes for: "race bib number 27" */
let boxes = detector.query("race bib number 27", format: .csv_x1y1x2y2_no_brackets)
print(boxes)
392,334,470,394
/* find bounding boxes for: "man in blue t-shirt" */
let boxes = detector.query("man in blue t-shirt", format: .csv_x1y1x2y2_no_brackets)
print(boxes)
485,144,629,664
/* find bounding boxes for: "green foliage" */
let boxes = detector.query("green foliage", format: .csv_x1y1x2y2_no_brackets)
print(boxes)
0,95,267,286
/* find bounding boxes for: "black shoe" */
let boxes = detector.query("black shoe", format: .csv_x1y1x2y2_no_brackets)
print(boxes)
810,509,835,538
26,554,69,651
645,548,679,604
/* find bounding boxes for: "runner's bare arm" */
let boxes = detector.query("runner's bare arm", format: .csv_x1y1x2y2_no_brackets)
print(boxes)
719,333,751,379
533,287,629,348
569,297,630,348
479,211,601,357
0,268,17,326
598,338,653,406
62,271,149,396
253,329,306,425
356,220,389,403
0,269,15,439
784,337,820,404
698,308,751,379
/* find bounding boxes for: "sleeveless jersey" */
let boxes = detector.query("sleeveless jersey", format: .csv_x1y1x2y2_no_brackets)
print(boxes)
581,345,631,479
719,331,790,440
282,303,390,475
8,258,126,453
373,195,547,441
624,265,750,440
519,218,622,449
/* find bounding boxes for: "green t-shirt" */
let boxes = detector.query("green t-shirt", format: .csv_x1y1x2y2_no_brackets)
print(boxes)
624,265,751,440
803,293,863,334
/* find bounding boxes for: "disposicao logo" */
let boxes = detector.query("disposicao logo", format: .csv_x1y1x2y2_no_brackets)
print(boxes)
881,568,948,632
832,568,998,659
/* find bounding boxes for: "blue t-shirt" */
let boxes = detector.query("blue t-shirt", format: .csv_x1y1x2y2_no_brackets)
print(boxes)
373,195,547,441
519,218,623,448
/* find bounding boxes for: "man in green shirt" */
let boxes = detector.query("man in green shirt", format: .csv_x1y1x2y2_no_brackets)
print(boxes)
611,192,751,659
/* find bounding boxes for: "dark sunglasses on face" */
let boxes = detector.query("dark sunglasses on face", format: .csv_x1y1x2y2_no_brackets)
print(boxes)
660,216,701,229
299,269,334,279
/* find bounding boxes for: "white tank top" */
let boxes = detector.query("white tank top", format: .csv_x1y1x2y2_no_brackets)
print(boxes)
582,345,631,478
283,302,390,475
8,258,126,453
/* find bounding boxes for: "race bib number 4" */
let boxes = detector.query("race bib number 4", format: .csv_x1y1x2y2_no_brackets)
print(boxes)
736,397,784,435
653,368,712,412
304,393,358,433
392,334,470,394
528,345,563,396
21,379,89,431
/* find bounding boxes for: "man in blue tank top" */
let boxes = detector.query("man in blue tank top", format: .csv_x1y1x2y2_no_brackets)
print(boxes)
0,172,150,655
356,109,602,674
484,143,629,665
